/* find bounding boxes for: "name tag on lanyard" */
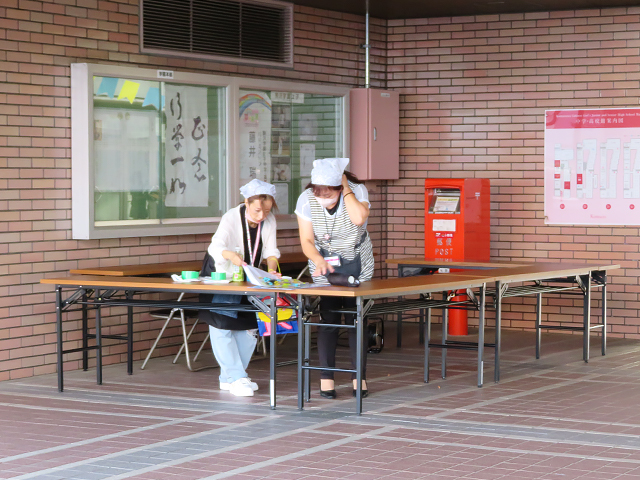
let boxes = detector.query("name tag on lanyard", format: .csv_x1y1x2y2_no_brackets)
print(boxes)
324,255,341,266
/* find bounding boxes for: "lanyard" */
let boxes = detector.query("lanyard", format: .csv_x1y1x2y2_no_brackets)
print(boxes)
244,214,262,267
321,196,340,250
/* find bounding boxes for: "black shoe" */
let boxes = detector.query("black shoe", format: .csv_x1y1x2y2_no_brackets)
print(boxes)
320,389,337,399
353,388,369,398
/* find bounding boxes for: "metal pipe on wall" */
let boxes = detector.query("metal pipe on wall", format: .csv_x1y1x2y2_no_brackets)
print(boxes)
365,0,370,88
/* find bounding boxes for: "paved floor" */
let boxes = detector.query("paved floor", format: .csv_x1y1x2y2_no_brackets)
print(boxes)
2,324,640,480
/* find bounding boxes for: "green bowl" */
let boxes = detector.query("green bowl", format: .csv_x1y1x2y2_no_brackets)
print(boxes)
181,270,199,280
211,272,226,281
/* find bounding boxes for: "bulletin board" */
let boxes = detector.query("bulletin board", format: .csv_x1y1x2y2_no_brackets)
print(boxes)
544,108,640,225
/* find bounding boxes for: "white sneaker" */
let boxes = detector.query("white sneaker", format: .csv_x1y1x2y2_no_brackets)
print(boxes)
220,378,258,392
246,378,258,391
229,378,254,397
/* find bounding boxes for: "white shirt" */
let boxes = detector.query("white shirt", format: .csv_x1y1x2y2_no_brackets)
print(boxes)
208,204,280,275
294,183,370,222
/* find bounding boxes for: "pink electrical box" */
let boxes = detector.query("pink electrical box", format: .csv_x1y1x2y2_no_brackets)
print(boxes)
349,88,400,180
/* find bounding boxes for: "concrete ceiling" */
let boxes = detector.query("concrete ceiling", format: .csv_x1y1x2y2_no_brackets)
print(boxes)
289,0,638,19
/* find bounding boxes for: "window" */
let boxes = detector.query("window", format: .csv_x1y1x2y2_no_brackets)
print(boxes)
92,77,226,225
71,64,349,239
238,89,343,215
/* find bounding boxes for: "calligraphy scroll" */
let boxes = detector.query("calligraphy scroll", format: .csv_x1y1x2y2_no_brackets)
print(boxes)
165,85,209,207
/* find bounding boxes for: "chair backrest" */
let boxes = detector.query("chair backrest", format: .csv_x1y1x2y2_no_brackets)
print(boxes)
199,252,216,311
296,265,309,280
200,251,215,277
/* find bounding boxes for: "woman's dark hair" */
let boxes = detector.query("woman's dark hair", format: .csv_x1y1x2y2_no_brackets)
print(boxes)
305,171,360,196
243,194,279,213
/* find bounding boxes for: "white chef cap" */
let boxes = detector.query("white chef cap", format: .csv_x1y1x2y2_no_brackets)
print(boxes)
310,158,350,187
239,179,276,199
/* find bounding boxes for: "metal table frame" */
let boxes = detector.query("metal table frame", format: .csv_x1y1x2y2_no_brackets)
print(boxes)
393,261,612,386
43,261,616,416
295,276,492,414
51,280,292,410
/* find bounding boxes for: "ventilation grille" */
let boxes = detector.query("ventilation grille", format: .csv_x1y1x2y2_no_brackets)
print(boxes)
141,0,293,67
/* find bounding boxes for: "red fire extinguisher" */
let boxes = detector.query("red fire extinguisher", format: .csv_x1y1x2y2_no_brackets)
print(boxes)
448,289,468,336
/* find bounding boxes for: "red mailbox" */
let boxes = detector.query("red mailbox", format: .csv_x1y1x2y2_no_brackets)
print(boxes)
425,179,490,335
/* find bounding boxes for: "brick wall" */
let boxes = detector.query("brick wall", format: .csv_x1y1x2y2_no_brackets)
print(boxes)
2,0,639,382
0,0,386,380
386,8,640,335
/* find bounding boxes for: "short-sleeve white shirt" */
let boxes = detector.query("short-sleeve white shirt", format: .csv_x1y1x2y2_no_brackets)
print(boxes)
294,183,370,222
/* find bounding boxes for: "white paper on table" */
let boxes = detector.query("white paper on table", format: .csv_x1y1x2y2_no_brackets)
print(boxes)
242,264,329,289
243,265,280,287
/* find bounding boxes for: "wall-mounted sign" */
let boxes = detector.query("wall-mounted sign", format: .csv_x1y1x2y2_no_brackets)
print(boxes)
545,108,640,225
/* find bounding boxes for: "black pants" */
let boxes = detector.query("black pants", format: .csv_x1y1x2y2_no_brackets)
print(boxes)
317,296,367,380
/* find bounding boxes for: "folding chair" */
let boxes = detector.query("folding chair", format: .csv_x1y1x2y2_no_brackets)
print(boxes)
141,293,213,371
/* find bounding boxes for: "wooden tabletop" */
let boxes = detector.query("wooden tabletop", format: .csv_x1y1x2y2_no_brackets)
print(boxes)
70,251,310,277
69,261,203,277
386,257,620,273
40,272,494,298
386,258,532,268
42,262,619,299
289,273,497,298
472,262,620,284
41,274,285,294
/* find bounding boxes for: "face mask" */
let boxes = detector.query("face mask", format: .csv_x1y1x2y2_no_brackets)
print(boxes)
245,205,262,224
315,196,338,209
246,211,260,223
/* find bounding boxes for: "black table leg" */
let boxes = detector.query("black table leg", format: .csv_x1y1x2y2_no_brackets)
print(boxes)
95,289,102,385
419,295,425,345
356,296,363,415
297,294,304,410
583,273,591,363
269,292,277,409
56,286,63,392
535,292,542,359
127,290,133,375
602,273,607,356
477,284,485,388
82,291,88,371
304,304,311,402
424,308,431,383
397,298,402,348
494,281,502,383
442,292,448,379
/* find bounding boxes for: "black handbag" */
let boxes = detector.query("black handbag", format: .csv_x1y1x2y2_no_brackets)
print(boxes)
325,272,360,287
316,232,368,279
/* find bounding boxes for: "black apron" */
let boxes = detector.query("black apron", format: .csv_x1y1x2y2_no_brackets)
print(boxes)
199,206,263,330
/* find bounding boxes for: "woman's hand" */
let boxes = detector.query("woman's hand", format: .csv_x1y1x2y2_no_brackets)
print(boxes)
230,252,246,267
341,174,350,190
266,257,281,277
340,176,369,226
312,258,335,276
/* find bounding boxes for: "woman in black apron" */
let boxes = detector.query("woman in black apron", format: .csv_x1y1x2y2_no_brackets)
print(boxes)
294,158,374,399
201,179,281,398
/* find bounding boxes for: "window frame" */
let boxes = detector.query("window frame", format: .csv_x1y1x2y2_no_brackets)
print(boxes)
71,63,350,239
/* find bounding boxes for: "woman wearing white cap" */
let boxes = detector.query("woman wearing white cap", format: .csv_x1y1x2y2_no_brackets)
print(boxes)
295,158,374,399
201,179,281,397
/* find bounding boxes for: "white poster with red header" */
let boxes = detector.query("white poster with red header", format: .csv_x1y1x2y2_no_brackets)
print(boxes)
545,108,640,225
